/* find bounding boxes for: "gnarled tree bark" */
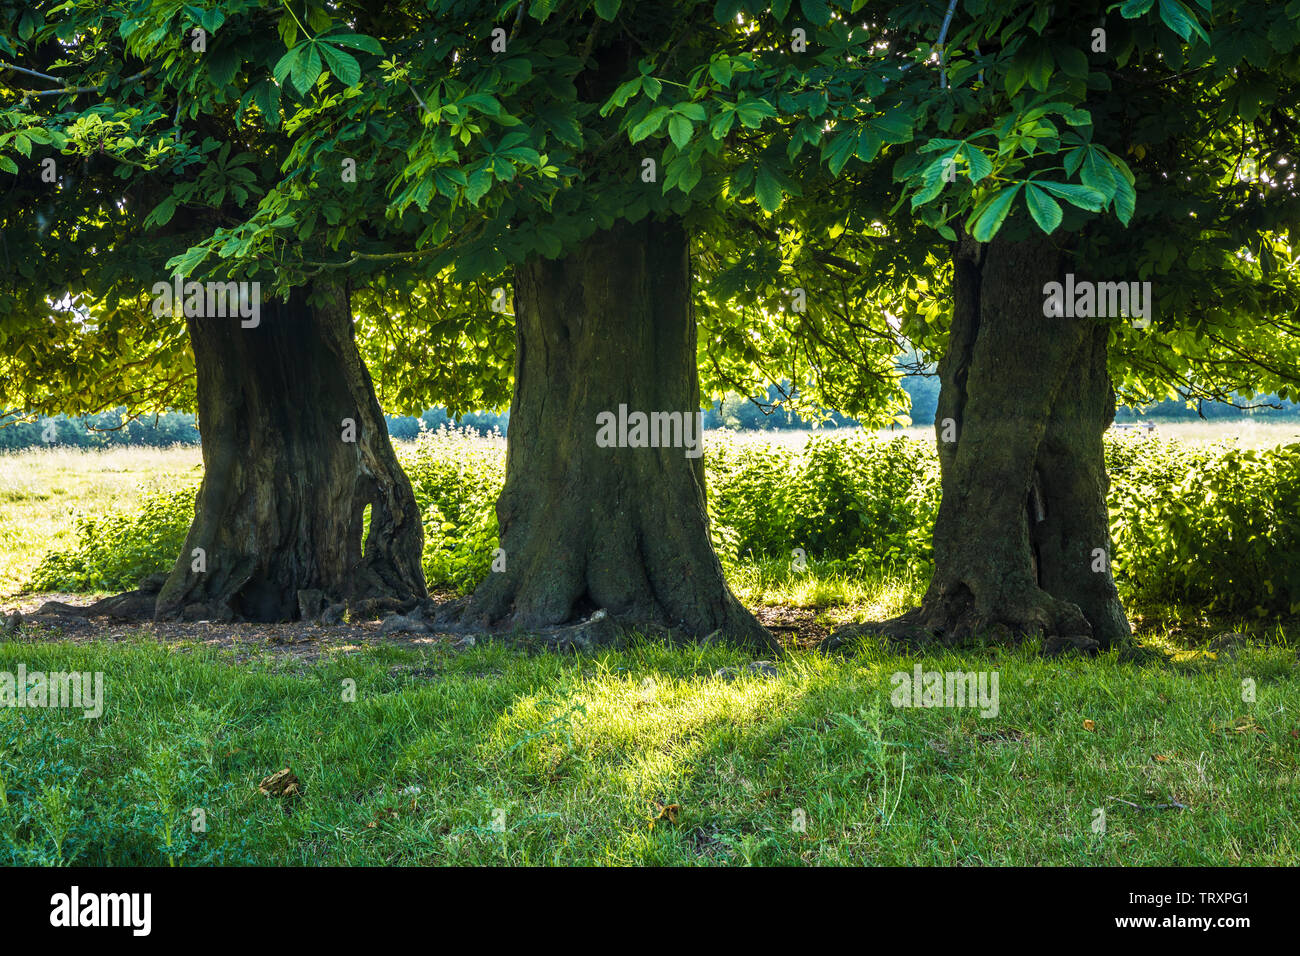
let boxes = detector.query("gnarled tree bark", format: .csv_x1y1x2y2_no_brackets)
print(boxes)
827,230,1130,654
155,280,426,622
461,215,778,654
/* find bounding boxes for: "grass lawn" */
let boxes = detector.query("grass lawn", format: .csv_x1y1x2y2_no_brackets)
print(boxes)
1,627,1295,865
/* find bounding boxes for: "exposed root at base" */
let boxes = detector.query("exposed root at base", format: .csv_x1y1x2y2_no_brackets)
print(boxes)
819,610,1103,658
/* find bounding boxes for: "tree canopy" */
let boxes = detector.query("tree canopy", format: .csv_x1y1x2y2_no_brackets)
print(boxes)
12,1,1294,422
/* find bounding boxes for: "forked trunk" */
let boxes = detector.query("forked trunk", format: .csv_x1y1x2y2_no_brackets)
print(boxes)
155,280,426,621
829,231,1129,653
462,215,777,654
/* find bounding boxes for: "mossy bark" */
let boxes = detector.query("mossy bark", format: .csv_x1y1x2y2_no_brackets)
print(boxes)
831,231,1129,652
462,216,777,654
155,280,426,621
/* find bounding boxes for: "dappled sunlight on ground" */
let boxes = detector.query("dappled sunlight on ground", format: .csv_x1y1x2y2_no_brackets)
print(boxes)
483,667,813,802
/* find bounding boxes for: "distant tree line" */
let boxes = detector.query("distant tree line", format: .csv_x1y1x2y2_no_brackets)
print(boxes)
383,408,512,439
4,384,1295,451
0,407,512,449
1113,395,1300,421
0,410,200,449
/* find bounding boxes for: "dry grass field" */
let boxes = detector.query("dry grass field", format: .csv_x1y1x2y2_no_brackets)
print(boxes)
0,445,202,598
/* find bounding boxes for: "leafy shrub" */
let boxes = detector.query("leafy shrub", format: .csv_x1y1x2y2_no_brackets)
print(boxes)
1109,437,1300,613
398,426,505,593
706,432,940,573
29,481,197,592
28,430,1300,614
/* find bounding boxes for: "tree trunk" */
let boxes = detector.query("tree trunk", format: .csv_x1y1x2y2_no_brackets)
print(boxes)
155,280,426,621
831,231,1130,653
462,215,777,654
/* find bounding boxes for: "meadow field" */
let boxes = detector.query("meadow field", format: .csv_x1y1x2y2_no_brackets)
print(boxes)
725,420,1300,449
4,419,1295,600
0,445,203,600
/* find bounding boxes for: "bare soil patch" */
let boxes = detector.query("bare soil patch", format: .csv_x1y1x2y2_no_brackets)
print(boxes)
3,589,842,660
2,591,458,662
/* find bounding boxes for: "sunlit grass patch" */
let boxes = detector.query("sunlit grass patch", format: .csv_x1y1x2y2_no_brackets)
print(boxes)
727,556,924,619
485,657,808,798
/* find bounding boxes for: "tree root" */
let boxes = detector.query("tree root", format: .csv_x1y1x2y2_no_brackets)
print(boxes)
819,604,1103,659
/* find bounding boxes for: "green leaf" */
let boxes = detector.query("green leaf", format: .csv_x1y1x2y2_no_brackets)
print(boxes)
713,0,744,22
910,173,946,209
1158,0,1209,43
735,97,776,128
199,7,226,34
594,0,621,19
1120,0,1155,16
871,109,913,144
1025,44,1054,92
1004,59,1028,97
668,114,693,149
0,155,17,175
317,43,361,87
1080,148,1117,196
325,33,384,55
253,80,280,127
17,10,38,41
754,163,783,213
967,183,1023,241
1025,183,1063,234
800,0,832,26
530,0,560,21
855,129,883,162
272,48,300,86
824,129,857,176
604,78,642,115
676,156,703,194
911,149,956,207
465,167,493,204
288,43,323,94
629,106,669,143
207,45,241,87
499,144,541,165
1035,181,1107,211
1064,145,1086,178
961,144,992,182
917,138,963,154
1057,45,1090,79
1113,173,1136,225
708,105,737,139
148,195,178,227
459,92,503,116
